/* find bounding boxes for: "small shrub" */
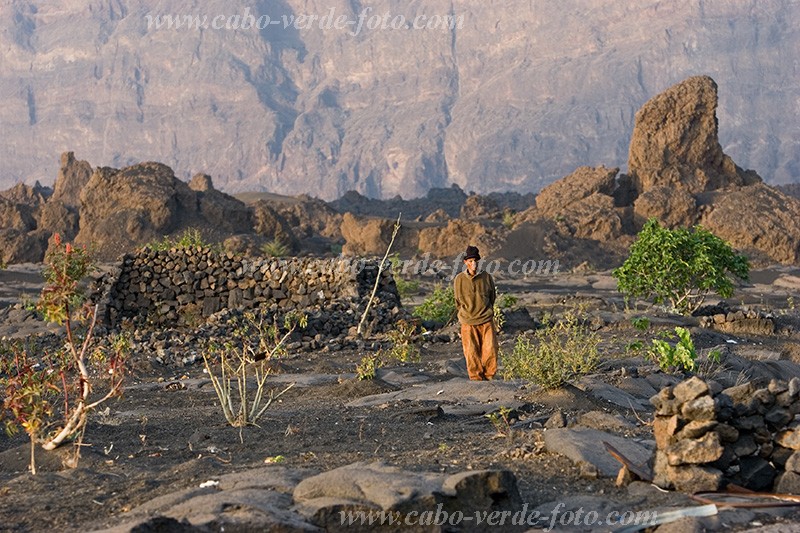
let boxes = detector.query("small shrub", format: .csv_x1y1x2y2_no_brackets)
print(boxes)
261,237,289,258
0,235,127,474
389,254,420,298
147,227,213,251
202,310,304,440
356,351,383,380
501,310,599,390
387,319,420,362
498,293,519,309
631,317,650,331
695,348,724,380
502,210,515,229
412,285,456,325
493,304,506,332
485,406,514,439
202,341,294,438
493,293,518,333
625,340,645,354
613,218,750,315
648,326,699,373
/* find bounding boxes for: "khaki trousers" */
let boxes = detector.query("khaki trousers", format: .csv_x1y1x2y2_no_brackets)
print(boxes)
460,321,498,381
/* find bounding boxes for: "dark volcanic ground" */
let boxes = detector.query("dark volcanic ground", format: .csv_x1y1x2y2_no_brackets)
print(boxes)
2,264,800,531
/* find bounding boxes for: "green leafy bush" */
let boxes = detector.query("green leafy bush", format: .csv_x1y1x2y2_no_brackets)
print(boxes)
501,310,599,389
498,293,519,309
412,285,456,325
631,316,650,331
613,218,750,315
648,326,698,372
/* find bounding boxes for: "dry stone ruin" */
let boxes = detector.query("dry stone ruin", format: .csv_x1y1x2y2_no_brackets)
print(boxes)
93,247,402,343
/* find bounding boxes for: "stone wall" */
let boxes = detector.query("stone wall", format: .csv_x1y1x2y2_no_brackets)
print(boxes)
94,248,401,337
652,376,800,493
698,309,776,336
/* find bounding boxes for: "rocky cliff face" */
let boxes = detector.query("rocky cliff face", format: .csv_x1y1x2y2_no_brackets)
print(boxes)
1,1,798,199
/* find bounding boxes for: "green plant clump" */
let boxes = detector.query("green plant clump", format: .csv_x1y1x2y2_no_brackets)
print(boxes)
356,351,383,380
412,285,456,325
502,210,515,229
389,254,420,298
613,218,750,315
493,293,519,333
261,237,290,258
501,310,599,390
147,227,213,251
648,326,699,373
387,318,421,362
485,406,514,439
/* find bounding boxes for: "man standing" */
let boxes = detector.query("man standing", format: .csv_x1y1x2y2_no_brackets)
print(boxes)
454,245,498,381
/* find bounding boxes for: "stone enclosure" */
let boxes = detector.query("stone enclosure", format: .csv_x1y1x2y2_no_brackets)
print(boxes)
93,247,402,339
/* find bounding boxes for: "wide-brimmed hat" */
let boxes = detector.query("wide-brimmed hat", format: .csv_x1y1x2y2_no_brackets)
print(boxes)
464,245,481,260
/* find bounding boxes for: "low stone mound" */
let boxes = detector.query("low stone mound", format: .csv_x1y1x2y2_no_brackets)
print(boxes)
652,376,800,493
697,307,776,336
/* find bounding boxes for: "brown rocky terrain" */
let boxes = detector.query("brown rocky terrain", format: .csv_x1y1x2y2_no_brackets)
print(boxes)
3,76,800,273
505,76,800,268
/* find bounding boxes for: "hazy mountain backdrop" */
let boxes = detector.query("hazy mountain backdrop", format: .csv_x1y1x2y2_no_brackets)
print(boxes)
1,0,798,199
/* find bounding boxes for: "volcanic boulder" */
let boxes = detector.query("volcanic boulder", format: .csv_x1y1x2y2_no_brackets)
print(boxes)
535,166,618,217
701,183,800,265
76,163,253,260
628,75,760,197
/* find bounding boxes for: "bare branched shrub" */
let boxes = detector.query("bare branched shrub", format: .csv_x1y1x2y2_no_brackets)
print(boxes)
1,235,127,474
202,310,305,440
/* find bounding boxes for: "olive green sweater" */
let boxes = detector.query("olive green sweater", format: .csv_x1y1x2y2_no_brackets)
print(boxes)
454,270,496,325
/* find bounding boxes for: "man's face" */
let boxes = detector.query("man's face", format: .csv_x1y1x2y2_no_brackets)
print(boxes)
464,258,477,273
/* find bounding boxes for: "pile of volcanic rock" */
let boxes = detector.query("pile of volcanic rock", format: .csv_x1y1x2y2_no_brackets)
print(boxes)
652,376,800,493
93,247,402,338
